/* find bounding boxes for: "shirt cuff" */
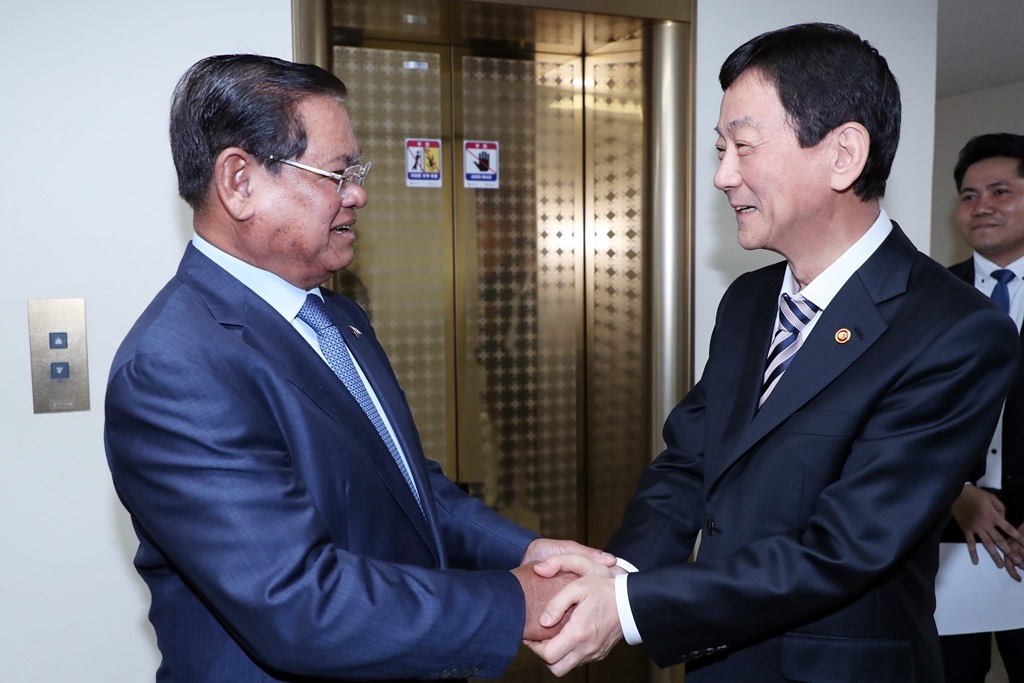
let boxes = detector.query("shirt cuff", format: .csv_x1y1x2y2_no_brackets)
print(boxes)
614,559,642,645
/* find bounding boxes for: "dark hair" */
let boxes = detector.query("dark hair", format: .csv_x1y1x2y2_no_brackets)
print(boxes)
719,23,901,201
953,133,1024,191
169,54,348,209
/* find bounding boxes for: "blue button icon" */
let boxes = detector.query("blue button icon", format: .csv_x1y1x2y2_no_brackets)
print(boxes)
49,332,68,349
51,362,70,379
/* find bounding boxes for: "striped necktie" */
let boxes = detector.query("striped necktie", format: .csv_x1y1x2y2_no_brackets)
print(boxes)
760,293,820,407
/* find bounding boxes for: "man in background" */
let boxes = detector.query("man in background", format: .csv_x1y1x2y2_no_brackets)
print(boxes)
104,54,610,682
526,24,1020,682
938,132,1024,683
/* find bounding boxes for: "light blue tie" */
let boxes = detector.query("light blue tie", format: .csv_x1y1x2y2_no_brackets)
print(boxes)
760,293,820,407
991,269,1015,315
297,294,422,510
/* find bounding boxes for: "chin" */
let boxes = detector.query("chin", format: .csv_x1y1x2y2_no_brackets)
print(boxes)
329,257,355,276
736,232,767,252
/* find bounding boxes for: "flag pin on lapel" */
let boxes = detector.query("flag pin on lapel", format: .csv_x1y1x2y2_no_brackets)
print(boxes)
835,328,851,344
348,325,362,338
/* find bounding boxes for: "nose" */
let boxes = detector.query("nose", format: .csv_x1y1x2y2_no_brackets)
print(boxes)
339,183,368,208
971,194,993,216
714,150,739,192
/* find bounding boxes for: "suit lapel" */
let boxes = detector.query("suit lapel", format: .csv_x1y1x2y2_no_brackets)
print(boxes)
741,277,888,453
951,258,1024,484
717,223,914,481
177,247,441,559
336,325,435,510
713,274,780,470
317,293,444,556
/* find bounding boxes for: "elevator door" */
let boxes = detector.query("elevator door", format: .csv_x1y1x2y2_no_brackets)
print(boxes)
328,3,653,680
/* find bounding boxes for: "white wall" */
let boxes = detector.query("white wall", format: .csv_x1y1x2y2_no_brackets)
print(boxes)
0,1,939,680
931,79,1024,268
0,2,290,680
692,0,938,374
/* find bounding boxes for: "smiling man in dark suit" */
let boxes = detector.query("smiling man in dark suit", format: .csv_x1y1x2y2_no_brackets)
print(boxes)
103,54,612,682
938,132,1024,683
526,23,1019,682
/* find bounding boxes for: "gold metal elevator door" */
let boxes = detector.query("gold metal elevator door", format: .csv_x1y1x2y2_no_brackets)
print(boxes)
329,3,652,680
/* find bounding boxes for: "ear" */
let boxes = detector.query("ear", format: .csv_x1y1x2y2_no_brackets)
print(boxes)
213,147,258,221
829,122,870,193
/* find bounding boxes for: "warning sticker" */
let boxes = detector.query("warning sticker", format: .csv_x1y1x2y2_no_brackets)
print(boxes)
464,140,499,189
406,138,442,188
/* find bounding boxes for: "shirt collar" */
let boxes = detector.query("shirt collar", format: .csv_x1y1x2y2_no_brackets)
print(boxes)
972,252,1024,281
191,232,320,321
780,207,892,310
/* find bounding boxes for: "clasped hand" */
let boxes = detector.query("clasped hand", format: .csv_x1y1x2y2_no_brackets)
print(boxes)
953,484,1024,582
520,553,625,677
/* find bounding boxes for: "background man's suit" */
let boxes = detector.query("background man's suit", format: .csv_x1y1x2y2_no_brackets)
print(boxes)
606,224,1019,682
949,258,1024,496
105,244,536,682
939,258,1024,681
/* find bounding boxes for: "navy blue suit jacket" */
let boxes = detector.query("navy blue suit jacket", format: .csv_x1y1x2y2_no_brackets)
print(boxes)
105,244,537,681
606,224,1019,682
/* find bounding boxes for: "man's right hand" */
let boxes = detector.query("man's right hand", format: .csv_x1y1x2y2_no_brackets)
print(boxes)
952,483,1024,581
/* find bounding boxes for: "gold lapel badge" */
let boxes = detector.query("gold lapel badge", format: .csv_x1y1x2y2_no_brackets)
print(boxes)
835,328,851,344
348,325,362,338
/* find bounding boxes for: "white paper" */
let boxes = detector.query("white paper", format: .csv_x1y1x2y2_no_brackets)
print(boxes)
934,542,1024,634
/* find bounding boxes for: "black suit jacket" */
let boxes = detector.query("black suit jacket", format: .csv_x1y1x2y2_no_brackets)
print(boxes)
949,258,1024,493
607,224,1019,682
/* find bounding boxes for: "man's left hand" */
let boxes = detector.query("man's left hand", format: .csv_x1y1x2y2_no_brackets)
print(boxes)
521,538,616,568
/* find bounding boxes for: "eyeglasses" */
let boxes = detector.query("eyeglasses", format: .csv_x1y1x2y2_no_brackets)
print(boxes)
267,155,372,198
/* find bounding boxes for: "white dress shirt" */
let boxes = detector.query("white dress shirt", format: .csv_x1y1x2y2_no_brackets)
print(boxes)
971,253,1024,489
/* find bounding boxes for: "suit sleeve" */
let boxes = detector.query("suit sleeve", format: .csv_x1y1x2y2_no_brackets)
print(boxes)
336,293,540,570
105,346,525,680
605,379,707,567
605,280,734,568
427,462,541,569
607,304,1019,667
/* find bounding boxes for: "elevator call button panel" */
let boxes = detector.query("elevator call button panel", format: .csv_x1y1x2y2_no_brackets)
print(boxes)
27,298,90,414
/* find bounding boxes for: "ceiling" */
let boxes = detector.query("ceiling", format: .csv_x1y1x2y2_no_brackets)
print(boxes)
936,0,1024,98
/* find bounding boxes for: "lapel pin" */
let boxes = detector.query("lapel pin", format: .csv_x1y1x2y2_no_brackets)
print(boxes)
835,328,851,344
348,325,362,338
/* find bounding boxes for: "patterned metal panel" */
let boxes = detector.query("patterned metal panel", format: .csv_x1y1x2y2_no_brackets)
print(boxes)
328,0,652,566
587,54,649,547
330,45,454,471
325,6,660,681
458,53,582,540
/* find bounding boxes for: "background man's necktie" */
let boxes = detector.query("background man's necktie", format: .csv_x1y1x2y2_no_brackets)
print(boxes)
990,269,1016,314
297,294,422,510
760,293,820,407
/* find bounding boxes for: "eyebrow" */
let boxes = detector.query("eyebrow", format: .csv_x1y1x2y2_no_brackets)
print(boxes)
323,150,363,169
714,116,759,138
960,179,1013,194
342,153,364,168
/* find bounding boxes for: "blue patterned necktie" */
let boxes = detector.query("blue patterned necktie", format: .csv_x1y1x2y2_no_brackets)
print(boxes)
760,293,820,407
297,294,422,511
990,269,1016,314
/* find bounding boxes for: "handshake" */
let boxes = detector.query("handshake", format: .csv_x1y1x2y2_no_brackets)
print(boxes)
511,540,628,676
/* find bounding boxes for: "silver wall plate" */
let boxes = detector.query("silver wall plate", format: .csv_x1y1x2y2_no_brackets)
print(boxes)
27,298,90,414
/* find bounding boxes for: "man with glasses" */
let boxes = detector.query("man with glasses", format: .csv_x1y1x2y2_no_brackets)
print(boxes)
103,54,609,682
